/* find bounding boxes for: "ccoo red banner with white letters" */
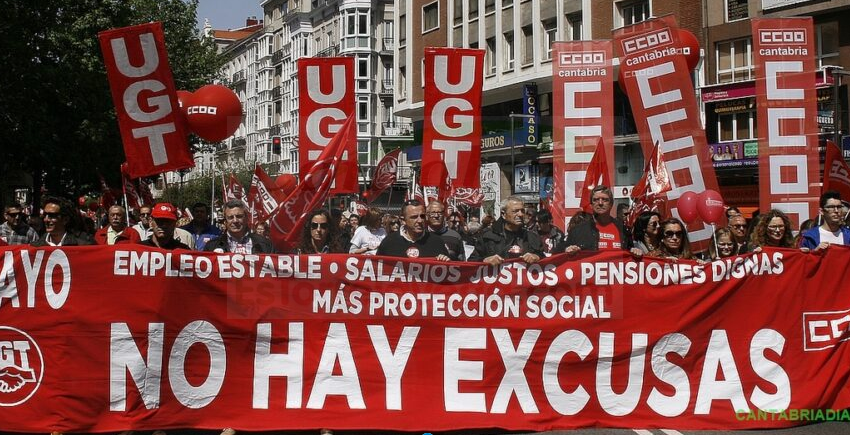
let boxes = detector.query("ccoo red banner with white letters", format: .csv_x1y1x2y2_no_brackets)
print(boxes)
297,57,357,194
614,17,721,250
3,245,850,432
98,22,194,178
552,41,615,231
421,47,485,188
752,18,820,227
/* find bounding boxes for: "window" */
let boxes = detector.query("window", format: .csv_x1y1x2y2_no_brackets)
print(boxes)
358,96,369,122
816,22,839,68
521,26,534,66
617,0,650,27
717,109,756,142
399,15,407,47
470,0,479,19
725,0,748,22
485,37,496,75
542,20,557,60
567,12,582,40
485,0,495,14
504,32,515,71
357,56,369,91
399,66,407,99
716,38,752,84
383,20,394,39
423,2,439,33
453,0,463,25
358,140,371,165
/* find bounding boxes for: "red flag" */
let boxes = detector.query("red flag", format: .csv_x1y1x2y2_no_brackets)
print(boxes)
98,23,194,178
577,137,612,212
98,174,120,208
269,115,356,251
824,140,850,201
137,179,155,206
436,164,454,204
120,163,142,209
364,149,401,202
225,173,245,202
631,141,672,200
453,187,484,207
246,165,287,225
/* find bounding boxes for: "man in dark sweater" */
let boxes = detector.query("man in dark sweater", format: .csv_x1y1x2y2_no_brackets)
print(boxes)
377,200,450,260
468,196,543,265
140,203,191,250
563,185,641,256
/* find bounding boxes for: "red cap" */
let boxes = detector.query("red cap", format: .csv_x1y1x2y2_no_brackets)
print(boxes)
151,203,178,221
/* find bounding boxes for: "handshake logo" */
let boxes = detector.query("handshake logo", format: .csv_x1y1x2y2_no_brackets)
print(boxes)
0,326,43,406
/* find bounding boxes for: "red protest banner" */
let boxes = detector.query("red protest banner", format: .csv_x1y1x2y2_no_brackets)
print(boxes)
421,47,484,188
364,149,400,202
823,140,850,200
552,41,615,231
246,165,286,224
578,137,613,213
752,17,820,227
614,17,721,250
297,57,357,194
98,22,194,178
3,246,850,432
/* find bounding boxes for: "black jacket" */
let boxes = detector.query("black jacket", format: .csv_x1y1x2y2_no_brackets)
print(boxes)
563,217,631,251
31,231,95,247
203,232,276,254
468,219,543,261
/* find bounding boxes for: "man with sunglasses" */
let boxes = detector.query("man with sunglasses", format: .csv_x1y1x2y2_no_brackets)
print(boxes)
377,200,450,260
132,205,154,240
563,186,638,255
727,214,751,254
31,197,95,247
0,203,38,245
801,190,850,251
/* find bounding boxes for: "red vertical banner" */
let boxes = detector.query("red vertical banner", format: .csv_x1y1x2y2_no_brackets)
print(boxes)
422,47,484,188
614,17,720,249
98,22,194,178
752,18,819,226
552,41,614,231
297,57,357,194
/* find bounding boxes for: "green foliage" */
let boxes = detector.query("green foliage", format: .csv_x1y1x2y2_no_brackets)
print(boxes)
0,0,224,204
160,165,255,211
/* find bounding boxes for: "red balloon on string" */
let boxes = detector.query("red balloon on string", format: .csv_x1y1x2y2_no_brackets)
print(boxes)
275,174,297,197
677,191,700,223
678,29,700,71
697,189,725,225
184,85,242,142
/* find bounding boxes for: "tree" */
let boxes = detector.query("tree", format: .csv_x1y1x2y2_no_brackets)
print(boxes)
0,0,223,207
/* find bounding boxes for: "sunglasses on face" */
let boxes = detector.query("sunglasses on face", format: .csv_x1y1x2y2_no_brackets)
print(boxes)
43,212,61,219
648,222,659,228
5,212,21,218
310,222,328,230
663,230,684,239
407,214,427,220
140,213,151,217
731,224,746,229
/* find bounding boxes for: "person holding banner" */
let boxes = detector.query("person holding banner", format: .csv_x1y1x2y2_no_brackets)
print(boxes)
140,203,191,250
468,196,542,265
296,209,344,254
563,186,639,255
94,205,141,245
535,209,565,257
749,209,795,250
426,200,465,261
377,200,450,260
708,228,737,260
32,197,95,247
647,218,696,261
631,211,662,254
800,191,850,251
349,207,386,255
204,200,275,254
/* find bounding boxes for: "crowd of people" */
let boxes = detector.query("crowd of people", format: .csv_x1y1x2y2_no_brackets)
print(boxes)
2,188,849,265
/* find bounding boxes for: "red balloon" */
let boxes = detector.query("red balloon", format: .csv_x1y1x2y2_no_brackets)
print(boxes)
697,189,725,225
678,29,700,71
677,191,700,223
275,174,297,197
185,85,242,142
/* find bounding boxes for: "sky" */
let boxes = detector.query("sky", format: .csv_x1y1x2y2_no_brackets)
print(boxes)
196,0,263,31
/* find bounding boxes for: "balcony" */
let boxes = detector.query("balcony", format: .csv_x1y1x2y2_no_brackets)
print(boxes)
231,70,247,84
382,122,412,136
269,124,281,136
271,85,281,99
231,137,247,150
315,44,340,58
379,80,394,98
272,49,284,64
380,38,394,55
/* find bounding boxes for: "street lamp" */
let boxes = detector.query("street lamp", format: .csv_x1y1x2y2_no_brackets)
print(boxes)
822,65,849,146
508,113,536,193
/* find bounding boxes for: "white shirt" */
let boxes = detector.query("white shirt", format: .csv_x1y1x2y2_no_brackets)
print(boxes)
819,227,845,246
349,226,386,255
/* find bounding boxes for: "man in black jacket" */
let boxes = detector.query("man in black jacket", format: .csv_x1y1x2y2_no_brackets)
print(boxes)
377,200,450,260
31,197,95,247
563,186,640,255
468,196,543,265
204,200,276,254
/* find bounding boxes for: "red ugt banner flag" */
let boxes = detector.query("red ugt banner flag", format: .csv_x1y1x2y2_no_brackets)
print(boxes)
752,18,820,227
421,47,484,188
297,57,357,194
552,41,614,231
823,140,850,201
614,17,721,249
98,22,194,178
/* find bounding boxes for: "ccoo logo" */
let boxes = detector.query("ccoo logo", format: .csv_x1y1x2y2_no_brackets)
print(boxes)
0,326,44,406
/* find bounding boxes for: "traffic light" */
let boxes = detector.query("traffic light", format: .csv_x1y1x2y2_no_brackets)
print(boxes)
272,136,282,154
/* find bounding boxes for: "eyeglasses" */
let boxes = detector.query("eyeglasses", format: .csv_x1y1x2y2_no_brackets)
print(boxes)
716,242,735,247
767,225,785,231
43,212,60,219
663,230,684,239
731,224,746,229
592,197,612,203
427,211,444,216
407,214,427,220
310,222,328,230
823,205,844,211
648,222,659,228
5,212,21,218
140,213,151,217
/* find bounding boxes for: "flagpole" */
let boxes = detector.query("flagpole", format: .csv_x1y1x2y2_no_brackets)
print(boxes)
120,176,130,225
210,150,216,221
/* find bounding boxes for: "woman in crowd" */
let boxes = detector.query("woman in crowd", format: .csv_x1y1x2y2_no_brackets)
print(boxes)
297,209,343,254
709,227,737,260
631,211,662,254
794,218,817,248
254,221,270,238
349,207,386,255
750,209,795,249
384,215,400,234
647,218,695,260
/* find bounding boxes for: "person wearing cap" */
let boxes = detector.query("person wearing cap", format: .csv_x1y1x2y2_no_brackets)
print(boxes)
204,200,275,254
140,203,191,250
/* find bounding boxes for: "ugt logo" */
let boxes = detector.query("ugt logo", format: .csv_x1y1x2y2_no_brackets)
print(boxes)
0,326,44,406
